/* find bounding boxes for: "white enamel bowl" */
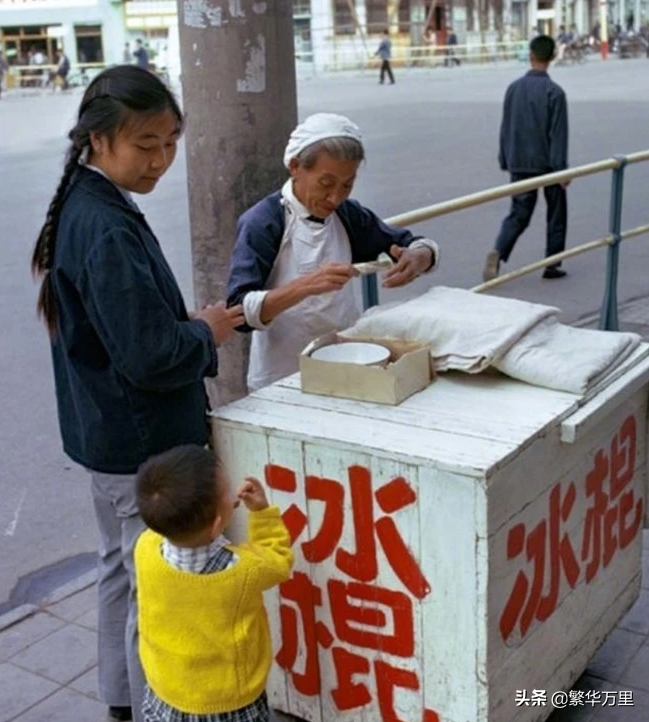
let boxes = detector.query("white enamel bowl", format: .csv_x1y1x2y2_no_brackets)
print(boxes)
310,342,391,367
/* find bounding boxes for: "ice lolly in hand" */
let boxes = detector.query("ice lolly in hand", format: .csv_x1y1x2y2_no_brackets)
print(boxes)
353,252,394,275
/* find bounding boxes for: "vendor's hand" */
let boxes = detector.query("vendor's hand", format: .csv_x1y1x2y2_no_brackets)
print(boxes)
237,477,269,512
303,263,359,297
195,301,245,344
382,245,433,288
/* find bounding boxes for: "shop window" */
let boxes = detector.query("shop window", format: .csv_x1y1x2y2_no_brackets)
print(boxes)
366,0,387,34
293,0,311,15
0,25,57,65
333,0,355,35
75,25,103,63
365,1,411,34
398,0,410,32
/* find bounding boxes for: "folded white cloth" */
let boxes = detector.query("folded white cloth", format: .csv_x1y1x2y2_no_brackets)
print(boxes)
494,317,641,394
342,286,558,373
341,286,641,395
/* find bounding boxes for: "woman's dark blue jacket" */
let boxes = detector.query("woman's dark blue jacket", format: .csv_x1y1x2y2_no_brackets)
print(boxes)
49,167,217,474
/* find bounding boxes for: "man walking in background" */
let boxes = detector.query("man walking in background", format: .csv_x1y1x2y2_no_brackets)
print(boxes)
375,29,395,84
133,39,149,69
484,34,569,282
0,50,8,100
446,27,460,66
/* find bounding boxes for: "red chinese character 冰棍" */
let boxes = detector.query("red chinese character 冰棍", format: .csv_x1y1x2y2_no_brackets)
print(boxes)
266,463,439,721
581,415,643,583
265,464,431,598
275,572,333,696
499,481,579,641
333,466,430,599
275,576,416,697
330,648,439,721
328,579,414,657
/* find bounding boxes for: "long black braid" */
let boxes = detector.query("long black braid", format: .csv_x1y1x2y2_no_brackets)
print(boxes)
31,65,183,337
31,129,89,336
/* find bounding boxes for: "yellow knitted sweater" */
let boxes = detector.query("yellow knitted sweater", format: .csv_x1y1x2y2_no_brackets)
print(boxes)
135,506,293,715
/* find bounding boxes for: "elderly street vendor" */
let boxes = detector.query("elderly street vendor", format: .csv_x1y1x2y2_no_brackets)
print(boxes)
227,113,440,392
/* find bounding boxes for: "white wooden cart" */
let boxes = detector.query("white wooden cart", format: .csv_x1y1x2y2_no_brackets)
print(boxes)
212,346,649,722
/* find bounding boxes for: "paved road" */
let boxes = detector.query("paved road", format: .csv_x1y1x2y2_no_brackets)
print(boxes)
2,57,649,610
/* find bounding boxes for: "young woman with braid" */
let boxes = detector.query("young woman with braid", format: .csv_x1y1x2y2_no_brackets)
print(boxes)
31,65,244,722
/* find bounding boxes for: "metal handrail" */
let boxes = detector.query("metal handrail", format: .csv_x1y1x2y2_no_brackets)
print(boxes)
383,160,618,228
471,237,613,293
624,150,649,165
620,223,649,239
361,150,649,332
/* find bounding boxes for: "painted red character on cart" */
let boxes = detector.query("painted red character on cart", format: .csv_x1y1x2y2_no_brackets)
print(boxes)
500,414,644,642
265,463,439,722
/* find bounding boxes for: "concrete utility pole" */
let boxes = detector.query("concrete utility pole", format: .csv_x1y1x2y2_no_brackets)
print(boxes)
176,1,298,405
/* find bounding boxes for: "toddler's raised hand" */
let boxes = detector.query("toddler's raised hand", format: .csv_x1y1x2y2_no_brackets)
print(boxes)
237,477,269,512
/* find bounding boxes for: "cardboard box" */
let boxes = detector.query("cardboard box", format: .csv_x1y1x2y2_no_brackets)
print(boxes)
299,332,433,405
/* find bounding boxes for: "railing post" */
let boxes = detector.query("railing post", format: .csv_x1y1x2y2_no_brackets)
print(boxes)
362,273,379,310
599,155,627,331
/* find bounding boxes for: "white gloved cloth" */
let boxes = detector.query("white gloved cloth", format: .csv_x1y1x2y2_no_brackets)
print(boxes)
494,317,641,394
283,113,363,168
342,287,558,373
341,286,641,395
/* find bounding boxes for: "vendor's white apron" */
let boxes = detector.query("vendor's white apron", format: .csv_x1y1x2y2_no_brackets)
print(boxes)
247,210,360,392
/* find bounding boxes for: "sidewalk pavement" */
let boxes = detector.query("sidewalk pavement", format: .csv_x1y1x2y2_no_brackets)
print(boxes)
3,295,649,722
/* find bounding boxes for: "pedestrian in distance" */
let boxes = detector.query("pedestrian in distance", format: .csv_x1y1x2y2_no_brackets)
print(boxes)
135,444,293,722
375,29,395,84
445,27,461,66
133,39,149,69
0,50,8,100
54,50,70,90
30,65,244,722
483,34,569,282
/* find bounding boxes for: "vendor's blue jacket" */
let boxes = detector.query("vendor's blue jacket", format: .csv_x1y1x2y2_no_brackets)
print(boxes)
50,167,218,474
226,191,423,330
498,69,568,174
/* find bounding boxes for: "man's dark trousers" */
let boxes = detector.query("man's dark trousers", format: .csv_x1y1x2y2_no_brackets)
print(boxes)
380,60,394,83
495,172,567,268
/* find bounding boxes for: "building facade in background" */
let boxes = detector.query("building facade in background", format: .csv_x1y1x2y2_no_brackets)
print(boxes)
0,0,646,71
0,0,124,65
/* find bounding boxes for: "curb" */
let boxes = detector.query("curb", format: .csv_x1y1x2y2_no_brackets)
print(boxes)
0,603,39,632
38,569,97,608
572,293,649,331
0,569,97,632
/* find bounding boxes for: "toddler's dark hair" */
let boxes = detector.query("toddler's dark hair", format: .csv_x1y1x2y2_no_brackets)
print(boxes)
530,35,556,63
31,65,183,337
137,445,223,540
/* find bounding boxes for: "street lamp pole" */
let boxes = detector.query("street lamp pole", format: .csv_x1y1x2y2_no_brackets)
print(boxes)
600,0,609,58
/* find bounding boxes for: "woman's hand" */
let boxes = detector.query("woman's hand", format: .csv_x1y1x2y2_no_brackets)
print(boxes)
382,245,434,288
194,301,245,345
237,477,269,511
302,262,359,297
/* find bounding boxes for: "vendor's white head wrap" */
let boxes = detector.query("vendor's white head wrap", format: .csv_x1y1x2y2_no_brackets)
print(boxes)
283,113,363,169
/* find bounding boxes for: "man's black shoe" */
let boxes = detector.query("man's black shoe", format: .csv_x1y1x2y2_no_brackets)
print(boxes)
542,267,567,280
